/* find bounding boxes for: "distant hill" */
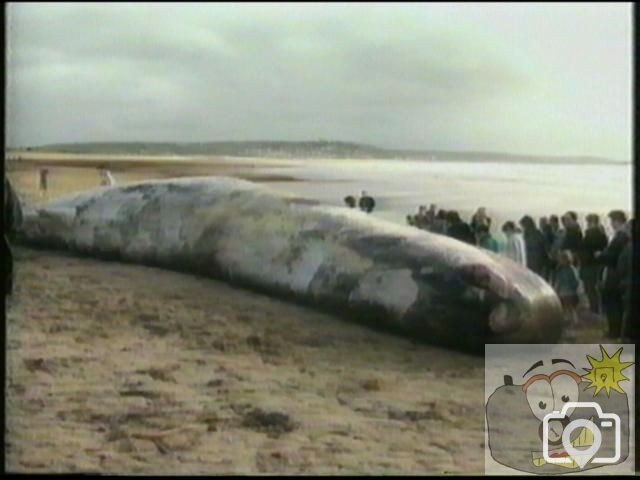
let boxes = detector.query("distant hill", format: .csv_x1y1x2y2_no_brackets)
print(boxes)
11,141,627,165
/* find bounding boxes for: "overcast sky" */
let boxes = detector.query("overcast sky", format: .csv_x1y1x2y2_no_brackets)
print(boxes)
5,2,632,160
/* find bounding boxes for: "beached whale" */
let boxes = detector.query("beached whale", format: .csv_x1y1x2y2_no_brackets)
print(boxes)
17,176,564,351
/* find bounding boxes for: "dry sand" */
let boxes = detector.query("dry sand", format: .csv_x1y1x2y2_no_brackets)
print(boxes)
5,154,608,474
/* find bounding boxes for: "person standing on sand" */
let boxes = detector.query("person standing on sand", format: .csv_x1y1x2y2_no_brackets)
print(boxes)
539,216,555,250
426,204,437,226
578,214,609,314
430,210,448,234
519,215,549,277
538,217,554,279
500,221,527,266
618,218,635,341
617,219,633,340
99,166,116,186
561,211,583,262
414,205,427,229
406,214,416,227
553,250,581,327
358,190,375,213
475,224,499,253
547,214,563,283
38,167,49,197
596,210,629,339
344,195,356,208
470,207,491,233
446,211,475,244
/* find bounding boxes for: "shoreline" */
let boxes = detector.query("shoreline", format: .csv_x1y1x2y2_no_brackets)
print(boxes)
6,150,629,167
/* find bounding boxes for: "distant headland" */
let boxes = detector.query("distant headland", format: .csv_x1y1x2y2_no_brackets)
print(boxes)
6,141,628,165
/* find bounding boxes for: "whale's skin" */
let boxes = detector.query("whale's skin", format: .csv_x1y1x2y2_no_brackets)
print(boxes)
17,176,564,351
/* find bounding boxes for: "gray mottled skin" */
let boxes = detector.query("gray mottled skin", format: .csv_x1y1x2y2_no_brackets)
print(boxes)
18,177,564,351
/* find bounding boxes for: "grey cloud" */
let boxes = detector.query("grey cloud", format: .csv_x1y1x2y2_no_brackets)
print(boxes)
5,3,632,159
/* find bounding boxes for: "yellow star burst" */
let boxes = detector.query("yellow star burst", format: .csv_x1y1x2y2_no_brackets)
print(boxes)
582,345,634,396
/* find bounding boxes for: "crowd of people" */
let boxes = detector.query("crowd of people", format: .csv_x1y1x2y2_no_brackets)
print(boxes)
406,204,634,340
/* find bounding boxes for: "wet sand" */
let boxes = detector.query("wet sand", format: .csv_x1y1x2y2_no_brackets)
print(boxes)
6,151,302,206
5,153,608,474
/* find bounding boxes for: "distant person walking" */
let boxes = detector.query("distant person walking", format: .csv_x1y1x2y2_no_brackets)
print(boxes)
578,213,609,314
358,190,375,213
519,215,549,277
38,167,49,197
596,210,629,339
501,221,527,266
99,167,116,186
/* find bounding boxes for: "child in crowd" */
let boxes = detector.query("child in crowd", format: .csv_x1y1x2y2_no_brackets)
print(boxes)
553,250,581,325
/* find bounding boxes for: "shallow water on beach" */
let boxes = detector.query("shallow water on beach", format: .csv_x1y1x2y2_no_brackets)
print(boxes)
254,158,632,238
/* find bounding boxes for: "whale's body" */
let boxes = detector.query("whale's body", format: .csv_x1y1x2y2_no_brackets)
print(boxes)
18,177,564,351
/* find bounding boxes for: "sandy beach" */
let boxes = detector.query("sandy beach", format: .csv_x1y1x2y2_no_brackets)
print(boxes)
5,153,608,474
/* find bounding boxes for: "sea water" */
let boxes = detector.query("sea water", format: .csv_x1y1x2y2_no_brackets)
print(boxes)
253,158,632,240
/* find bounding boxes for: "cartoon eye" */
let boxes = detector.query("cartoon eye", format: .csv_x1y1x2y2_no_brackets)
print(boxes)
551,374,580,417
526,379,554,421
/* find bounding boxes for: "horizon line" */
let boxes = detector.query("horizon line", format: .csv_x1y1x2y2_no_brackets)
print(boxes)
5,140,631,163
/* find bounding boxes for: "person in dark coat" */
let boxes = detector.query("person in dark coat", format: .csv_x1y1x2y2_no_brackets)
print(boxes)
414,205,428,229
548,214,560,236
618,219,634,340
538,217,555,279
553,250,581,326
38,167,49,197
358,190,375,213
539,216,551,243
578,213,609,313
596,210,629,339
546,214,562,283
561,211,583,262
344,195,357,208
430,210,448,234
425,204,437,227
519,215,549,278
470,207,492,233
446,210,475,245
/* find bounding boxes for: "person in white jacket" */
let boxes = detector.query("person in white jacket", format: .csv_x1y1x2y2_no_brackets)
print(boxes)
501,221,527,267
98,167,116,186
